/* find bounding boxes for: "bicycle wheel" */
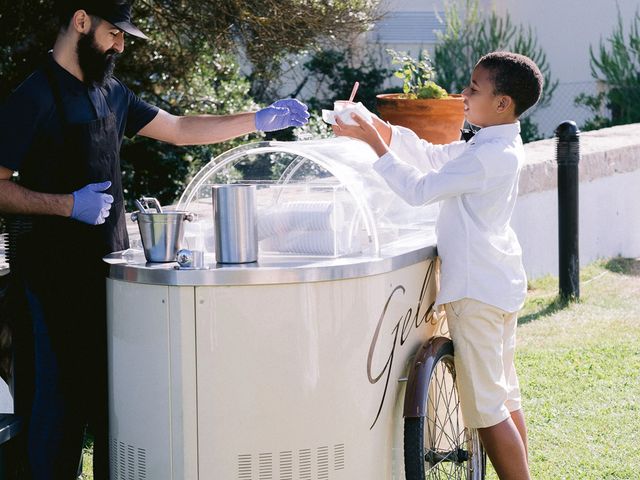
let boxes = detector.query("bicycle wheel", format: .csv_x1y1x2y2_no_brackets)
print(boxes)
404,338,486,479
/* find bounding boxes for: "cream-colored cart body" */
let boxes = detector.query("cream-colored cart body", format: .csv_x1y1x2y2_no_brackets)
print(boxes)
106,138,444,479
107,254,444,480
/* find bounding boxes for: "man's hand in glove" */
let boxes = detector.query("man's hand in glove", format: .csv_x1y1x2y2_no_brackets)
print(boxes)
255,99,310,132
70,181,114,225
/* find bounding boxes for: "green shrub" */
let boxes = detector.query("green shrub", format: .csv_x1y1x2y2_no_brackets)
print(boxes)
120,50,261,210
575,10,640,131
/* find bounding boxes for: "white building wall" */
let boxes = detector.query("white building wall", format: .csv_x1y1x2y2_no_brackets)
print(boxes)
381,0,640,82
492,0,639,83
370,0,640,136
371,0,495,91
513,170,640,279
493,0,640,136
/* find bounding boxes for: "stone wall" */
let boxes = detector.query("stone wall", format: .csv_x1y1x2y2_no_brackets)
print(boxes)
513,123,640,279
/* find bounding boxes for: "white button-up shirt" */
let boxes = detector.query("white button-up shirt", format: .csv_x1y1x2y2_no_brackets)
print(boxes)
373,122,527,312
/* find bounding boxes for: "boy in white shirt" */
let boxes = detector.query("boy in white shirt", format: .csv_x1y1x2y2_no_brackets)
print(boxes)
334,51,542,480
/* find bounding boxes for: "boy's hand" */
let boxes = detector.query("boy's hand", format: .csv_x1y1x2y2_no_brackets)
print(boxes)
332,105,392,145
333,113,390,157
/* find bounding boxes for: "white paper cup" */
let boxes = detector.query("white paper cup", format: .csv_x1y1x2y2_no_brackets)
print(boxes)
333,101,373,125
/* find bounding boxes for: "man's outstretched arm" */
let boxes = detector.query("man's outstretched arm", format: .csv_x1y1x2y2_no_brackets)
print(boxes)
138,110,257,146
138,99,310,146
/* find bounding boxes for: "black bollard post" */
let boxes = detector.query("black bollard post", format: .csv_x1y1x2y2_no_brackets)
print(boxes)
555,121,580,300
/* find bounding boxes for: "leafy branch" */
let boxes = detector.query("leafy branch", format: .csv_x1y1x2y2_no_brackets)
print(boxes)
387,49,447,99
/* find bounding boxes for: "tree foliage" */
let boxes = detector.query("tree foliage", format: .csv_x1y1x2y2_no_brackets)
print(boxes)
576,9,640,131
0,0,379,100
297,47,392,113
433,0,558,142
0,0,380,208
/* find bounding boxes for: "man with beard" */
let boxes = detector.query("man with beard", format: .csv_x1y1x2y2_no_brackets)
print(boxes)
0,0,309,478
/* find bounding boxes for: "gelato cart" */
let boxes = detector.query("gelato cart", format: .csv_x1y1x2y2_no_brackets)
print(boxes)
105,138,483,479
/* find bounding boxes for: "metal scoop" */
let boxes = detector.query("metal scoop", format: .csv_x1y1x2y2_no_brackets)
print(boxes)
136,197,163,213
134,199,148,213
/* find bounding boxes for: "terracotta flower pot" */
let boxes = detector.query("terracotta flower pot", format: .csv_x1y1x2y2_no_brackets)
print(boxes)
376,93,466,144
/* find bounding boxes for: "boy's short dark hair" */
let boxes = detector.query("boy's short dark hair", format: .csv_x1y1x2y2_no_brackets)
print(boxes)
476,51,543,116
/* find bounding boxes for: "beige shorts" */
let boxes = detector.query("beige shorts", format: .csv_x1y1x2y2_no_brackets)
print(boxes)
444,298,522,429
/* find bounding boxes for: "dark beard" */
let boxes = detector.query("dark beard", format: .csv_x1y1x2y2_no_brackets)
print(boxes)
77,30,118,88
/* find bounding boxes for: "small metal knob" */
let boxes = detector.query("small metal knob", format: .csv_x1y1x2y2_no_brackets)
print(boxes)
176,249,194,267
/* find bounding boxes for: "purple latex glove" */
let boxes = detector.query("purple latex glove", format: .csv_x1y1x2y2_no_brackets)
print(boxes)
255,98,310,132
71,181,114,225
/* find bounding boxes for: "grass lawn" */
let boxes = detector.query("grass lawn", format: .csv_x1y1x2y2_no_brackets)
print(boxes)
81,258,639,479
485,257,640,479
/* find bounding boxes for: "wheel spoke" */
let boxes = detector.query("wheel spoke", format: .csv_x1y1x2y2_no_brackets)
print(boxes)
408,350,486,479
433,361,460,451
438,366,457,449
421,355,478,479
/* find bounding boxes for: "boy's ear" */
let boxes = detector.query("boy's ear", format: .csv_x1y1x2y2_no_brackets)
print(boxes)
496,95,514,114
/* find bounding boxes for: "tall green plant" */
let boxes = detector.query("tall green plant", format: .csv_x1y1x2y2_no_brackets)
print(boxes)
434,0,558,142
575,10,640,131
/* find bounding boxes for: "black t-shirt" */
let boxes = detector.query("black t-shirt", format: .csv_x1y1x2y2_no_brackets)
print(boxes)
0,55,159,172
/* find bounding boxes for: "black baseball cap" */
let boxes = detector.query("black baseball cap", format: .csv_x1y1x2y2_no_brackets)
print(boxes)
84,1,148,40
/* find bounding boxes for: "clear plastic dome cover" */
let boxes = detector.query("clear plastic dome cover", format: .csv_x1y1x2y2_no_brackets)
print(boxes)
176,138,437,257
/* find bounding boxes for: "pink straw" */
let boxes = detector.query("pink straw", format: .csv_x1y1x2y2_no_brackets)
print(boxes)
348,81,360,103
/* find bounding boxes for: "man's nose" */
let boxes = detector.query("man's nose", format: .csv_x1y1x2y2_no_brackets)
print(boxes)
113,33,125,53
461,87,470,98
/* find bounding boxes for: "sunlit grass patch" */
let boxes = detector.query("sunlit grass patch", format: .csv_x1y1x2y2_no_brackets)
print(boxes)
486,257,640,479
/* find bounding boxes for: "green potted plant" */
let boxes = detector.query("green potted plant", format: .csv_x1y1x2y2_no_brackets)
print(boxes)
376,49,465,144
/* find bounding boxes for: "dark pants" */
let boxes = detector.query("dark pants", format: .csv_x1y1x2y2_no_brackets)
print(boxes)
24,277,109,480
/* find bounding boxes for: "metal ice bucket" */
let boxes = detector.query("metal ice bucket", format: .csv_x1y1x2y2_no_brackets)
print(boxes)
212,184,258,264
132,211,195,263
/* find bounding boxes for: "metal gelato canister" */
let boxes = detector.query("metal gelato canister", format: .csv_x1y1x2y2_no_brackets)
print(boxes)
212,184,258,264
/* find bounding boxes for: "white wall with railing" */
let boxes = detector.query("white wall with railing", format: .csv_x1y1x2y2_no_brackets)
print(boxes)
514,123,640,279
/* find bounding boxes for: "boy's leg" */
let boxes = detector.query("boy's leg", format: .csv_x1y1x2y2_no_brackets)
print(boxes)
511,408,529,459
502,310,529,459
478,417,530,480
445,299,530,480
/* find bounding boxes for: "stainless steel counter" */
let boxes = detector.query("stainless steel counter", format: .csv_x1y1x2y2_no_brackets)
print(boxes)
105,231,437,286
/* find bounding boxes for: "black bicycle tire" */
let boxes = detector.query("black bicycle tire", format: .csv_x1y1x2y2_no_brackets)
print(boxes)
404,416,427,479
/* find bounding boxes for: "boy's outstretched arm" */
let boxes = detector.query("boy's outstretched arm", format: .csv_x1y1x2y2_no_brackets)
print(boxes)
335,113,484,207
334,113,465,172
